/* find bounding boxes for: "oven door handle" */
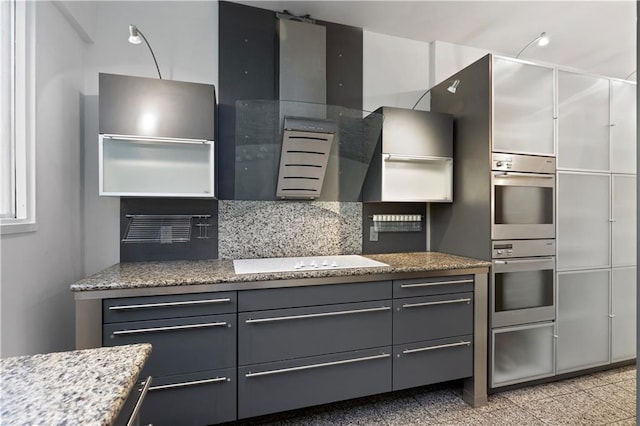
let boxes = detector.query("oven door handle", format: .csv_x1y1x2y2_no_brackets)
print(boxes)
494,257,555,264
493,172,554,179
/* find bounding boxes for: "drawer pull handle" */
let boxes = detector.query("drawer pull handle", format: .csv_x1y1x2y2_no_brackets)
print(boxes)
112,321,228,336
109,298,232,311
149,377,228,391
246,353,390,378
402,341,471,354
402,298,472,309
127,376,152,426
245,306,391,324
400,279,473,288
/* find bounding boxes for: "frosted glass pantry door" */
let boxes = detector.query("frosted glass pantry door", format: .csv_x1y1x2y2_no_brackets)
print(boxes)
492,58,555,156
610,80,637,174
557,71,610,171
557,172,610,270
556,270,610,373
612,175,636,267
611,267,636,362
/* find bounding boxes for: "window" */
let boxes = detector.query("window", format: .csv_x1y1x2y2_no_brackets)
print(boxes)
1,0,35,234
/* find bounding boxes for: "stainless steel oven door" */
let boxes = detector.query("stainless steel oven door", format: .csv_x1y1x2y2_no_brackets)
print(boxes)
491,172,555,240
491,257,555,328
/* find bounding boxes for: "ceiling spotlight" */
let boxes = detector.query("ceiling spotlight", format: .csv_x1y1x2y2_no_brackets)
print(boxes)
516,32,550,58
447,79,460,94
128,24,162,79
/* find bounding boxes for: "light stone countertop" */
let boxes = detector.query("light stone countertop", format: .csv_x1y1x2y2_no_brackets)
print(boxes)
70,252,490,292
0,344,151,425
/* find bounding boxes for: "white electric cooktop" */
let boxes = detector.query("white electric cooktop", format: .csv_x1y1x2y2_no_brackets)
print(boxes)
233,255,389,275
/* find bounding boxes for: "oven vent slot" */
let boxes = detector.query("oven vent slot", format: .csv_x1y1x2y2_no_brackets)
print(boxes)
371,214,423,232
122,214,212,243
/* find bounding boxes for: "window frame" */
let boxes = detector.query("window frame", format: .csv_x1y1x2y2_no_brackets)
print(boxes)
1,0,36,234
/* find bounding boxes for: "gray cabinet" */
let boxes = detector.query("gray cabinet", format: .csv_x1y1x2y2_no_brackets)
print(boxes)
611,267,637,362
612,174,636,267
610,80,637,174
492,57,555,156
556,270,610,373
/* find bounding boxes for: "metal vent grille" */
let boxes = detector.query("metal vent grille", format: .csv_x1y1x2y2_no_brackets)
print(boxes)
122,215,211,243
276,129,335,199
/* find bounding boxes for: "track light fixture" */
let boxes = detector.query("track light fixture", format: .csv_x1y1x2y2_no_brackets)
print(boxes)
516,32,550,59
411,79,460,110
128,24,162,79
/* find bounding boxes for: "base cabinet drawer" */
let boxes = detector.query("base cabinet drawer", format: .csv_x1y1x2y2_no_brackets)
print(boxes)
393,276,474,298
238,347,392,419
103,314,236,377
393,336,473,391
140,368,236,426
393,293,473,344
239,301,392,365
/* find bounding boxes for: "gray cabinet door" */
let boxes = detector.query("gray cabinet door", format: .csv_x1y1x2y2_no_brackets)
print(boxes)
140,368,236,425
239,300,392,365
556,270,610,373
557,172,610,270
610,80,637,174
103,314,236,377
557,71,610,171
393,335,473,391
393,293,473,344
238,347,392,419
393,275,474,298
492,57,555,156
612,174,636,267
611,267,637,362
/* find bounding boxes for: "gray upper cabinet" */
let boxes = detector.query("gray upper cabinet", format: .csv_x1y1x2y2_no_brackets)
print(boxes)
492,57,555,156
99,73,215,140
557,71,610,171
610,80,637,174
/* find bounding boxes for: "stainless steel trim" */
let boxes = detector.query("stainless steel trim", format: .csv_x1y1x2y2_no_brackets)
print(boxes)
383,153,454,163
402,298,471,308
108,298,231,311
494,173,554,179
112,322,228,336
127,376,152,426
494,257,554,265
400,279,474,288
102,133,212,144
245,306,391,323
402,341,471,354
245,353,390,377
149,377,228,391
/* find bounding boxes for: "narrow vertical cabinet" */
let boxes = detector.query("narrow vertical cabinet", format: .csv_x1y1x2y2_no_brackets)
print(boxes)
556,270,611,373
492,57,555,156
556,172,611,271
610,80,637,174
612,175,636,267
611,267,637,362
557,71,610,171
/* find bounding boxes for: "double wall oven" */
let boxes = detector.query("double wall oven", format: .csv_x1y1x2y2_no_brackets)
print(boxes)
490,153,557,388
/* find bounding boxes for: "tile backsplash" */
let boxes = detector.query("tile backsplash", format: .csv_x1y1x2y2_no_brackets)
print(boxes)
218,200,362,259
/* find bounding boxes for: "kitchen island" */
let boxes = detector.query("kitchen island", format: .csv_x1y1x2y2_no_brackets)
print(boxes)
71,251,490,425
0,343,151,425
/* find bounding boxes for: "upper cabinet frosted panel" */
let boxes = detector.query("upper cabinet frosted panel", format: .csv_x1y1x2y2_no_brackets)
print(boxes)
610,80,637,174
99,73,216,140
557,71,610,171
492,58,555,156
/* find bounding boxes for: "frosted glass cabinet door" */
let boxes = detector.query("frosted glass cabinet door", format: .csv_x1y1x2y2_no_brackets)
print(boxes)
611,267,637,362
492,58,555,156
557,172,610,270
557,71,610,171
610,80,637,174
556,270,610,373
612,175,637,267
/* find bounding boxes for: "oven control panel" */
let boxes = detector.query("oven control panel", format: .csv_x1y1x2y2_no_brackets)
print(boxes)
492,239,556,258
492,153,556,174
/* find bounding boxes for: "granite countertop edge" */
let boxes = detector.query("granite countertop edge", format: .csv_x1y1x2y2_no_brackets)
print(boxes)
71,252,491,292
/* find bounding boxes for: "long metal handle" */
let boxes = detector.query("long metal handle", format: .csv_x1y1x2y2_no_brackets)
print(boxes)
494,172,555,179
109,298,231,311
494,257,554,265
246,353,390,378
245,306,390,324
149,377,228,391
402,341,471,355
127,376,152,426
403,298,471,309
112,321,228,336
400,279,473,288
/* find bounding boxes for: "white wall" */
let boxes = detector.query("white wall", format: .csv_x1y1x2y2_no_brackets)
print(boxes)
363,31,430,112
430,40,491,86
82,1,219,276
0,1,85,357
